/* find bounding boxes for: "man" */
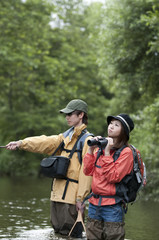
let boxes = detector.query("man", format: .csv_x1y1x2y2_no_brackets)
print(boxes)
6,99,93,238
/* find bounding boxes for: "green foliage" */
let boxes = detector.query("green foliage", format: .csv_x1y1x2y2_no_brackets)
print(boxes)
143,168,159,201
97,0,159,200
0,149,42,176
0,0,57,137
0,0,107,175
99,0,159,112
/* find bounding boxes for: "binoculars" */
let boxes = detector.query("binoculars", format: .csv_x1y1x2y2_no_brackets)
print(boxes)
87,138,108,149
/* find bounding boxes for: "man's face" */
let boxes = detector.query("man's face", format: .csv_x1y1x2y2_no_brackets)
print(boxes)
65,111,84,127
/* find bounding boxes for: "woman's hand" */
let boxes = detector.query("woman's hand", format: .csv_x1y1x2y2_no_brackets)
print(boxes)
104,137,114,156
87,136,102,155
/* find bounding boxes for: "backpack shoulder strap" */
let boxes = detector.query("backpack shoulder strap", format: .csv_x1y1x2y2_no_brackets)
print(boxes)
51,127,74,156
77,132,94,164
68,129,88,159
51,141,64,156
62,127,93,163
113,145,127,162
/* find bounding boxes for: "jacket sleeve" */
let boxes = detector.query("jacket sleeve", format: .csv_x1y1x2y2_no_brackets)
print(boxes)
83,152,96,176
101,147,133,183
19,134,63,155
76,136,93,202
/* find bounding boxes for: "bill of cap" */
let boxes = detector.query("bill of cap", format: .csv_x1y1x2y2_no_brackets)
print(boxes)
59,108,74,114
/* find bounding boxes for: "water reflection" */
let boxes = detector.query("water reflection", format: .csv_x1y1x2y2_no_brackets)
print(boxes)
0,197,51,239
0,177,159,240
0,177,86,240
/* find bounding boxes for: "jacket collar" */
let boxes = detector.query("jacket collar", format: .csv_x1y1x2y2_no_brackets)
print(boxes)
73,124,87,137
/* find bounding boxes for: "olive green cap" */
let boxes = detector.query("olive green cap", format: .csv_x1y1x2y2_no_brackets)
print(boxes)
60,99,88,114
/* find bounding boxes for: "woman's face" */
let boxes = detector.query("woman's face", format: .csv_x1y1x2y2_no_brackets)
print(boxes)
108,119,122,138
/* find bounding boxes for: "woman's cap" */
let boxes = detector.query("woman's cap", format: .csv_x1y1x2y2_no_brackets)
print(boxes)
107,113,134,138
60,99,88,114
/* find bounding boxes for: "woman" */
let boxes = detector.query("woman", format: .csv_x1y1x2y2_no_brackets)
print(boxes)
83,113,134,240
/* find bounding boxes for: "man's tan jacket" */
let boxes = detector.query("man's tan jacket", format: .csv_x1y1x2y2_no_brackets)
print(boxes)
20,124,92,204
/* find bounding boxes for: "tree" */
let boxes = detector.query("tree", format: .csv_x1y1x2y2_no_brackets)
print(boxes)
99,0,159,113
0,0,108,175
98,0,159,200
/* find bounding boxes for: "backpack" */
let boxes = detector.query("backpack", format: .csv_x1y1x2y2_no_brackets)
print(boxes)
113,145,146,204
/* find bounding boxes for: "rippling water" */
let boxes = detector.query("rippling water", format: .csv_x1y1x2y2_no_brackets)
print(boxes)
0,177,87,240
0,198,50,239
0,177,159,240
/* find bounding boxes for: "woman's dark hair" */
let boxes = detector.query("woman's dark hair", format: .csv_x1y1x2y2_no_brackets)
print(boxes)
115,123,129,149
74,110,88,125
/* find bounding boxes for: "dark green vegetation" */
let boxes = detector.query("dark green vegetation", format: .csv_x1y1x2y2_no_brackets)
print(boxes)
0,0,159,200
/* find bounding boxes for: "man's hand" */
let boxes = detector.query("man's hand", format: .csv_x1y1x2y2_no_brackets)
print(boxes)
6,141,22,150
76,201,85,214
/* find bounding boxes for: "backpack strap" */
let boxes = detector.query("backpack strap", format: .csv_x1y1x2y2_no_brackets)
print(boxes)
113,145,127,162
50,128,74,156
94,143,127,168
62,178,78,200
51,141,64,156
95,148,103,168
63,127,93,164
67,129,87,159
51,127,86,157
82,192,123,206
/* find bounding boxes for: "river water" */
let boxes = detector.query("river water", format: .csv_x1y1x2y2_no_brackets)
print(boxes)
0,177,159,240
